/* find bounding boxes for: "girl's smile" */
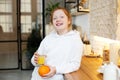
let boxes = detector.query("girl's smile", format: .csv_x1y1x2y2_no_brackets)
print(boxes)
55,22,63,27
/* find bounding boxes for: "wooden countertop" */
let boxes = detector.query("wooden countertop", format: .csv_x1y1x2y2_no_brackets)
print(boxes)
64,56,103,80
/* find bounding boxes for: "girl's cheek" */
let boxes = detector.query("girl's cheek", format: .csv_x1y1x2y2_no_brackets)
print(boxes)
53,21,56,25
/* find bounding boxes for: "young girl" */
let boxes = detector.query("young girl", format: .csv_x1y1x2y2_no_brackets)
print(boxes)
31,7,83,80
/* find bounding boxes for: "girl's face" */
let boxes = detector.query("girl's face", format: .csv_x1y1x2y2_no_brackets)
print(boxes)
52,10,70,32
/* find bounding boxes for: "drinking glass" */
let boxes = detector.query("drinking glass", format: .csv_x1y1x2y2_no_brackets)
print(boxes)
38,56,45,65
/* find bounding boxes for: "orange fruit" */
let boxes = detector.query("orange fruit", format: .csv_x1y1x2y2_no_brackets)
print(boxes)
38,65,50,77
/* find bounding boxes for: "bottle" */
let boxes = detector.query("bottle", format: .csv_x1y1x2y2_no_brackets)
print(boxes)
103,45,109,64
103,62,118,80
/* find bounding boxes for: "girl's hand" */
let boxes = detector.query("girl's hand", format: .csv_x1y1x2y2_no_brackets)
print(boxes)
42,66,56,78
34,52,40,64
34,52,47,64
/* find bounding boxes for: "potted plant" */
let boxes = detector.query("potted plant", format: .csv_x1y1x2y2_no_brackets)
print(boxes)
25,21,42,69
27,27,42,60
45,1,60,17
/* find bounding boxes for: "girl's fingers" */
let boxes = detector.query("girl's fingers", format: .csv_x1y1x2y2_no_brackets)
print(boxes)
34,53,39,63
34,52,47,64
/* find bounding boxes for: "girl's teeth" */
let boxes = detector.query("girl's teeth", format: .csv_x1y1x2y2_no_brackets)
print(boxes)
56,23,63,26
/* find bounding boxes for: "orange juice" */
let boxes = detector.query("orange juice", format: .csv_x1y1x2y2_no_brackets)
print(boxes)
38,56,45,65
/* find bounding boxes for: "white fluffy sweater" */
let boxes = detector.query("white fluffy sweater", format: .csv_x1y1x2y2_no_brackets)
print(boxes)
31,30,83,80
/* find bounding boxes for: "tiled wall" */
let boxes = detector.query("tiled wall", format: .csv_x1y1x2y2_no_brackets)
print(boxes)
89,0,118,39
116,0,120,40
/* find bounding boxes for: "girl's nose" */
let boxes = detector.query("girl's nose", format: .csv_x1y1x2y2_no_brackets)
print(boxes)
56,18,60,22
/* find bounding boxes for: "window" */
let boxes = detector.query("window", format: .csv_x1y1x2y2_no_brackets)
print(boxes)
21,0,31,12
21,16,32,33
20,0,43,34
0,0,13,33
21,0,31,33
37,0,42,13
0,0,12,12
0,15,12,32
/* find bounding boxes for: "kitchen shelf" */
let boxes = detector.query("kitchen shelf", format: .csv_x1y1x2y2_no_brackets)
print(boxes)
71,8,90,16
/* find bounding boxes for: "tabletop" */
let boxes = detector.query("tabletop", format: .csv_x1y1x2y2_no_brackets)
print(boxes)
64,56,103,80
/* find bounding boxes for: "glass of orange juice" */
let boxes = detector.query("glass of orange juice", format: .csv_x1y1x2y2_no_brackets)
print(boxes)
38,55,45,65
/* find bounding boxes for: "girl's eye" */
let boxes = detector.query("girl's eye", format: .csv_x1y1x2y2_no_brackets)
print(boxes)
53,15,64,20
60,16,64,18
53,17,57,20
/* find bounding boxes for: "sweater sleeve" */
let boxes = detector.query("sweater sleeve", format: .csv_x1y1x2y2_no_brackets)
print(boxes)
56,38,83,74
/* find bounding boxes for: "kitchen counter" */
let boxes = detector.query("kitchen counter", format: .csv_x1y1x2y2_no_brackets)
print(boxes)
65,56,103,80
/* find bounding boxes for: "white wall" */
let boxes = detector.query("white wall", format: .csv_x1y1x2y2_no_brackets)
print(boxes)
72,14,90,39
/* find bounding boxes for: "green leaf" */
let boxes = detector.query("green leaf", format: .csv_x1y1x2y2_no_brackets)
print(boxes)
45,1,60,17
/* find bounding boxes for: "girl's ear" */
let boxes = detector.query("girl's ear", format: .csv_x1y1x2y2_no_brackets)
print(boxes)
68,19,71,25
